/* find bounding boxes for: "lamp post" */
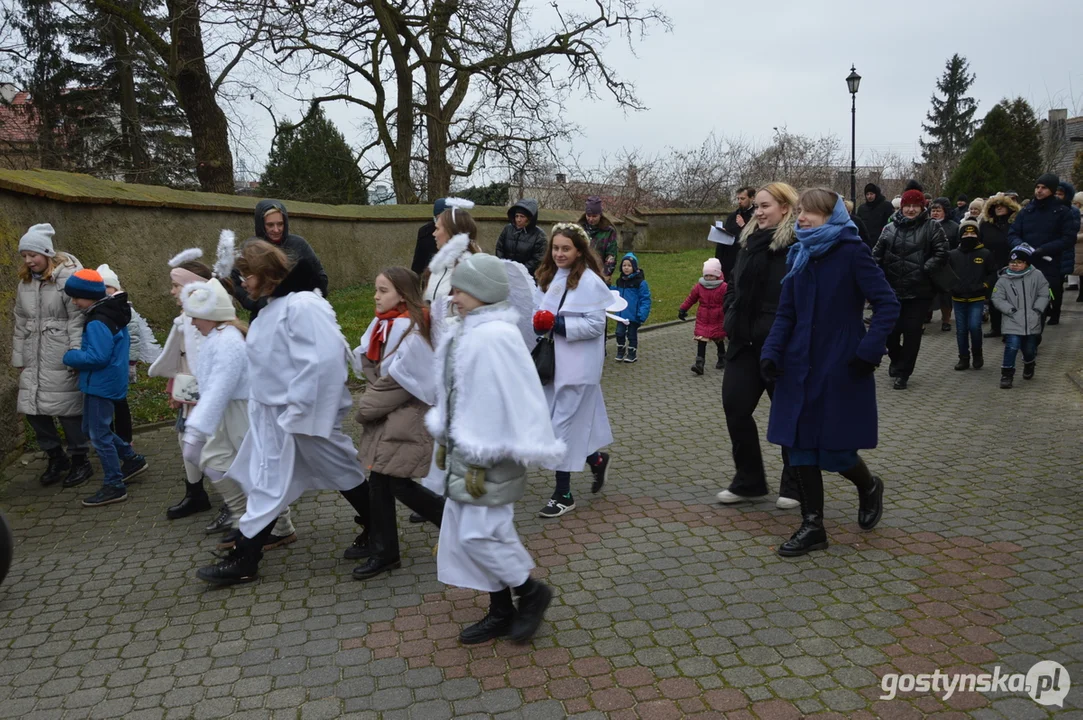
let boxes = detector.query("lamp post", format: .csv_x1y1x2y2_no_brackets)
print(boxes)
847,65,861,205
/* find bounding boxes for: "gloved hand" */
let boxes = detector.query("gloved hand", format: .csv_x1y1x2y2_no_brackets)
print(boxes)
465,466,487,498
182,437,205,466
436,444,446,471
678,309,688,321
760,358,782,384
533,310,555,333
129,363,137,383
553,316,567,336
848,356,878,376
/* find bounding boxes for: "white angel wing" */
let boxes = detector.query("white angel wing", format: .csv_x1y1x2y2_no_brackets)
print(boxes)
502,259,538,349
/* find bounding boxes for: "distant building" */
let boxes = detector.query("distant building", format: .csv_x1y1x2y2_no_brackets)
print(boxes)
0,86,42,170
1042,109,1083,180
368,183,396,205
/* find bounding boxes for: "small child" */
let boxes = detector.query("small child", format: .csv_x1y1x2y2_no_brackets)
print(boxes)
991,244,1049,389
428,253,564,645
61,269,148,506
678,258,728,374
948,220,996,370
612,253,651,363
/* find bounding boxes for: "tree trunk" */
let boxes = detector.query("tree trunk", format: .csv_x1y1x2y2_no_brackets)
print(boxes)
165,0,234,194
108,17,150,183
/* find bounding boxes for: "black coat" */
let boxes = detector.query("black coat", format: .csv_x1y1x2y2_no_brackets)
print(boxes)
872,211,950,300
722,225,793,358
495,198,547,275
979,215,1014,270
411,220,438,275
715,205,753,277
856,194,894,247
1008,195,1077,284
948,241,996,301
849,212,871,247
937,219,960,250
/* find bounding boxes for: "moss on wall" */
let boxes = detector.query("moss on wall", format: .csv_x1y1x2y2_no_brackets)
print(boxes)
0,210,23,461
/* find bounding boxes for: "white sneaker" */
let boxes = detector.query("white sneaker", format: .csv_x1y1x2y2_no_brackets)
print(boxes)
715,490,764,504
775,496,800,510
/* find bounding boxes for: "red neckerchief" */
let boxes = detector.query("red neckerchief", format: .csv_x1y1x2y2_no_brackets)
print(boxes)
366,304,409,362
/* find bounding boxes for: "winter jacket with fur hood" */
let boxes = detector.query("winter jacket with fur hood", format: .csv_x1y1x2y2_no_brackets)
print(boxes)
991,266,1050,336
495,199,547,275
980,195,1020,270
722,222,795,356
872,210,949,300
12,252,85,417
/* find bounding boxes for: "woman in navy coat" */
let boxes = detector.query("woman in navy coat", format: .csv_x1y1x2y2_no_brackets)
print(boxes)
760,189,901,557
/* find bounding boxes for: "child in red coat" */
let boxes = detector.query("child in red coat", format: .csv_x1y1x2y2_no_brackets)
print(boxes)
678,258,728,374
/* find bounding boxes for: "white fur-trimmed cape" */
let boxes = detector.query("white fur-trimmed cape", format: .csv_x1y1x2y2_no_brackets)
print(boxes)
425,303,564,467
184,324,248,439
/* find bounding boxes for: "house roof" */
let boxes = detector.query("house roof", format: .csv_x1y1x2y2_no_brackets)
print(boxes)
0,92,37,144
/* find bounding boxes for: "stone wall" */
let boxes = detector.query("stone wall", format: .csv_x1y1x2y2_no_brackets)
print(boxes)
0,169,727,462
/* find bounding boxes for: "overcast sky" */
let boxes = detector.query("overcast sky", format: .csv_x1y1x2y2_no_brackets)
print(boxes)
233,0,1083,187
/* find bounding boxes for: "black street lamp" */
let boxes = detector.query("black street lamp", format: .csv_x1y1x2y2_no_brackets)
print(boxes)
847,65,861,205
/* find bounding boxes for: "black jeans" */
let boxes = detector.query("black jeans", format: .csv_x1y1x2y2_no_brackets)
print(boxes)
615,321,639,349
26,414,88,454
721,345,797,498
1049,276,1066,323
368,471,445,564
886,298,927,378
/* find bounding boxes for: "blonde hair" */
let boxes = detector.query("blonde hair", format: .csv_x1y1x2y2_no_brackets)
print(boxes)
741,182,799,247
535,222,604,291
18,252,74,284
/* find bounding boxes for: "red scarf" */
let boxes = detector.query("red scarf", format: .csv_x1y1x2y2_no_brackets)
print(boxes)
366,304,409,362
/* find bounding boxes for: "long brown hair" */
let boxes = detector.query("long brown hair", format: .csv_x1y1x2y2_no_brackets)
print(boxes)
436,208,479,243
535,222,604,291
18,252,75,283
235,240,290,300
378,266,432,350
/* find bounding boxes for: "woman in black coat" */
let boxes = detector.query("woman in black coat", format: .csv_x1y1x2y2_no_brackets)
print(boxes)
979,195,1021,337
717,182,800,509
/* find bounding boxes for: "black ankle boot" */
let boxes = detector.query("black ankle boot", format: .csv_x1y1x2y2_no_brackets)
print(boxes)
857,476,884,530
204,505,233,534
167,479,211,520
460,599,516,645
40,449,70,487
197,535,263,585
778,514,829,556
954,355,969,371
511,579,553,643
352,555,400,580
343,517,370,560
62,454,93,488
691,357,705,375
1023,361,1035,380
972,350,983,369
1000,367,1014,389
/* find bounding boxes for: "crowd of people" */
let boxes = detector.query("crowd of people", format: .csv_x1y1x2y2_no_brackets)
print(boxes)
10,171,1081,641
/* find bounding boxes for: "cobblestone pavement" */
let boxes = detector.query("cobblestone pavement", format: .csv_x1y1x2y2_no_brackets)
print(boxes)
3,307,1083,720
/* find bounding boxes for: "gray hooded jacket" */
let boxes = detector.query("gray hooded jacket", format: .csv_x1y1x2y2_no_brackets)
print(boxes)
990,266,1050,336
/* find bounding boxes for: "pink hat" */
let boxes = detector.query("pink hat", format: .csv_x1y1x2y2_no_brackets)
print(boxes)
703,258,722,277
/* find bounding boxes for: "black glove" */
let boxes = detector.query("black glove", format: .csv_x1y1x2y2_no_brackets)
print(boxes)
848,356,878,376
677,309,688,321
553,316,567,336
760,358,782,384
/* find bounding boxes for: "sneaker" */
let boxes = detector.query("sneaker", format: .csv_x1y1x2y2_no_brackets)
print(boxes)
263,532,298,551
82,486,128,507
776,496,800,510
590,453,610,494
716,489,766,504
538,493,575,518
615,345,626,362
120,455,148,483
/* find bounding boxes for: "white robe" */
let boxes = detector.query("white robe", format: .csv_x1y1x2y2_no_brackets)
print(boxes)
182,324,250,474
228,291,365,536
537,268,614,471
148,313,204,421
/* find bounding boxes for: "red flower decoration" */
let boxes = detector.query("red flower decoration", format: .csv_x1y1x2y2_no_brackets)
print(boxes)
533,310,556,332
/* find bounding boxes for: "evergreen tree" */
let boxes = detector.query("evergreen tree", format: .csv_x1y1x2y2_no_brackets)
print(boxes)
455,181,510,206
14,0,73,169
975,98,1042,194
920,54,978,186
944,138,1005,202
261,107,368,205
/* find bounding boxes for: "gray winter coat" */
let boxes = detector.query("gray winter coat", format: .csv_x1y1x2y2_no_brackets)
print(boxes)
495,198,547,276
442,334,528,507
990,267,1050,336
12,254,85,417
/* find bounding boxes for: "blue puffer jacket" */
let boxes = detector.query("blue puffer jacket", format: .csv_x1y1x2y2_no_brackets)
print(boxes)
1058,182,1080,277
1009,194,1076,284
613,253,652,324
63,293,132,400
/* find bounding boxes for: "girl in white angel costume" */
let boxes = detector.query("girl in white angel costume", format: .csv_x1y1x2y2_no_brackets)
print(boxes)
196,240,370,585
428,253,563,645
533,223,615,518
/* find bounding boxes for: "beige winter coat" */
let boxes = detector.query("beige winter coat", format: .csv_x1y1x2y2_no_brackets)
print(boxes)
356,355,434,479
12,253,85,417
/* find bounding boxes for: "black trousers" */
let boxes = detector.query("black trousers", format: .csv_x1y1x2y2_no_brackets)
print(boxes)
1049,276,1066,323
721,345,798,498
112,399,133,444
26,414,88,454
886,298,927,378
368,471,445,564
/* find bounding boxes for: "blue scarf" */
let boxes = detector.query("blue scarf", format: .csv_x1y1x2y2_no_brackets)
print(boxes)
782,196,856,283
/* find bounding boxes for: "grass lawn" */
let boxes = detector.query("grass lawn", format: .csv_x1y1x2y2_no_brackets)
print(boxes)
22,249,710,449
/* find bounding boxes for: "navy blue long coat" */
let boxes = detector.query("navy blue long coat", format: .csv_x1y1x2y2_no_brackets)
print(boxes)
761,230,900,451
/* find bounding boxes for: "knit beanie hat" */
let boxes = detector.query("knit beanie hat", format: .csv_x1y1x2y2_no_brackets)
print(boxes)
864,183,880,195
585,195,603,216
181,278,236,322
703,257,722,277
96,264,121,291
901,189,925,208
451,253,509,304
930,197,950,212
1036,172,1059,191
64,269,106,300
904,178,924,193
1074,192,1083,207
19,223,56,257
957,194,968,203
1009,244,1036,262
959,219,980,238
433,198,448,218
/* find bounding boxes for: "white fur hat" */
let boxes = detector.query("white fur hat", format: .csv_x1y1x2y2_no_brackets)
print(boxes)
181,278,236,322
96,264,121,291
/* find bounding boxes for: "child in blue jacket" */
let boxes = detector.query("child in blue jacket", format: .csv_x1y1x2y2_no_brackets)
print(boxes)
612,253,651,363
62,269,147,507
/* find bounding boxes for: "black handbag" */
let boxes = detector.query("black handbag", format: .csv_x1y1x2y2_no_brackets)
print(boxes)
531,288,567,385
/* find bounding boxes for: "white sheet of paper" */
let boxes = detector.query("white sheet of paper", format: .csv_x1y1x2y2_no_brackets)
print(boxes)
708,226,735,245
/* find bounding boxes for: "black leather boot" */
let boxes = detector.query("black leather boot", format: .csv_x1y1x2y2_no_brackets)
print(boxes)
167,479,212,520
340,483,372,559
1000,367,1014,389
460,589,516,644
353,474,400,580
691,357,705,375
954,355,969,371
197,530,266,585
778,466,828,557
204,505,233,534
62,454,93,489
39,448,70,487
971,350,983,369
1023,361,1035,380
510,579,553,643
839,457,883,531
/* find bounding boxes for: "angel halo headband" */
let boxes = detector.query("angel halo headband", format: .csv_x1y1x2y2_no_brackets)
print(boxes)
445,197,474,222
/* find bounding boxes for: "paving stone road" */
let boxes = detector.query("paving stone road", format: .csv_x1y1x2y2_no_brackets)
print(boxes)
3,307,1083,719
